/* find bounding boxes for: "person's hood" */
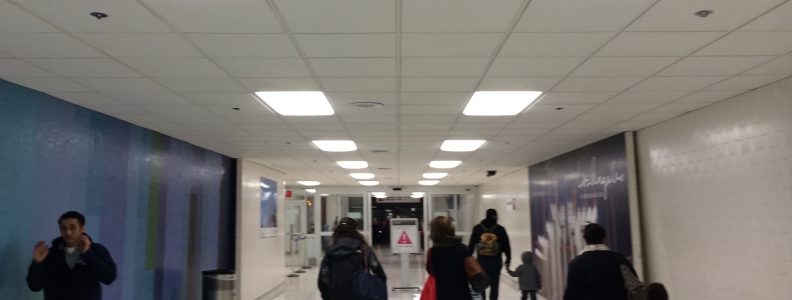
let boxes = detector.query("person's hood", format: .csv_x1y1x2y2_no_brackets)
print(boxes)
432,236,463,248
326,237,363,257
521,252,534,265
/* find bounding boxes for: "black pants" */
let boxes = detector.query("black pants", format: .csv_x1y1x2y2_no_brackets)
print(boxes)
521,290,537,300
477,257,502,300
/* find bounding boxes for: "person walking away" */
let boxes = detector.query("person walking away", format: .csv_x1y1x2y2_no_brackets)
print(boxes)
318,217,387,299
563,222,634,300
507,251,542,300
468,208,511,300
27,211,117,300
427,216,472,300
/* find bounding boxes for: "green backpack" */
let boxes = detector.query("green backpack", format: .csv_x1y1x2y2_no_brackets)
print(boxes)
476,223,500,257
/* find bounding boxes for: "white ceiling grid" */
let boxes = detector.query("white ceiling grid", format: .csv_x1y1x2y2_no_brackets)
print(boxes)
0,0,790,187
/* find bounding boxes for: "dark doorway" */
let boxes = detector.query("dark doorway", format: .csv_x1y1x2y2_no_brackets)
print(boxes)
370,197,424,250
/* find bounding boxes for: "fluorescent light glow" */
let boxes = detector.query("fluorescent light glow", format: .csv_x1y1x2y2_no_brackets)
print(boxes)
312,140,357,152
305,189,316,193
410,194,422,198
254,91,334,116
463,91,543,116
422,173,448,179
440,140,486,152
358,181,380,186
297,180,320,186
320,194,329,196
259,182,271,188
418,180,439,186
336,161,368,169
372,192,387,196
429,160,462,169
350,173,376,180
411,192,425,197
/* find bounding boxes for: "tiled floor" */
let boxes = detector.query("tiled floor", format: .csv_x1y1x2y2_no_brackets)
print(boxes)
272,247,530,300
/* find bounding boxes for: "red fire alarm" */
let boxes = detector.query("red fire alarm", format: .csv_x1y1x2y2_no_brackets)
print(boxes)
285,190,292,198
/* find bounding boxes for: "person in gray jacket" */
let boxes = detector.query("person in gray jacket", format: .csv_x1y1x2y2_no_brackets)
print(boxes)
507,251,542,300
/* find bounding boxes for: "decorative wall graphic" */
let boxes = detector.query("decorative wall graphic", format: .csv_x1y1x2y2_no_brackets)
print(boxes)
259,177,278,237
529,133,634,300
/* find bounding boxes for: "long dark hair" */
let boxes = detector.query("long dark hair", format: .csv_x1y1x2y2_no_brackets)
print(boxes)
332,217,366,244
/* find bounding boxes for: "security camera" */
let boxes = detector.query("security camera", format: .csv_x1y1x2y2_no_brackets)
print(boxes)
486,170,497,177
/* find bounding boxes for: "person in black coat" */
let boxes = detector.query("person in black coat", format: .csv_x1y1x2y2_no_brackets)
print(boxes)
27,211,117,300
564,223,635,300
427,216,473,300
318,217,386,300
468,208,511,300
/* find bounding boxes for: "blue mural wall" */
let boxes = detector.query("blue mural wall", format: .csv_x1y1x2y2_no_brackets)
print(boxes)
0,79,236,300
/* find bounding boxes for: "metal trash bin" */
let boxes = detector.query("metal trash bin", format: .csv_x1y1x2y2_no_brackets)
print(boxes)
202,270,235,300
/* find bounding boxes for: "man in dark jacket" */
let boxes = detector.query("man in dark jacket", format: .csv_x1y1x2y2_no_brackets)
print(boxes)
318,218,386,300
27,211,117,300
468,208,511,300
564,223,634,300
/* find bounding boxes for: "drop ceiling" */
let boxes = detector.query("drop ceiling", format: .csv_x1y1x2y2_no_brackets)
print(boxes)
1,0,791,186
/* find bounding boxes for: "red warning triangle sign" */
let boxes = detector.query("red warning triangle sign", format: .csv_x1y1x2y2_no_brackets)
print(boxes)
397,230,412,245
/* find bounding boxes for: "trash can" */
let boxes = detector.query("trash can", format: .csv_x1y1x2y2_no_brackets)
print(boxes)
202,270,235,300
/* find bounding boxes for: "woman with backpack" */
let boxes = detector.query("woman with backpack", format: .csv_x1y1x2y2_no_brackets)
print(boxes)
318,217,387,300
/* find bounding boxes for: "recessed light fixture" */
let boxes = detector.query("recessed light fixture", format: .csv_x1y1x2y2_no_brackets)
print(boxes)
441,140,486,152
305,189,316,193
423,173,448,179
254,91,334,116
418,180,439,186
312,140,357,152
350,173,376,180
297,181,320,186
463,91,543,116
412,192,425,197
89,12,109,20
337,161,368,169
429,160,462,169
358,181,380,186
694,10,714,18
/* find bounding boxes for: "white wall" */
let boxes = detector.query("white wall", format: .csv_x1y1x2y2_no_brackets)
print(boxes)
637,77,792,299
477,168,532,266
236,159,287,300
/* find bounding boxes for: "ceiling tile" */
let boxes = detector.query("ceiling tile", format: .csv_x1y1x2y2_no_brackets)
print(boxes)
321,78,396,92
17,0,171,33
572,112,636,122
630,112,682,123
401,77,478,92
83,104,149,116
402,58,489,77
238,78,319,91
628,0,785,31
0,59,53,77
295,34,395,57
501,33,614,56
554,77,645,92
274,0,394,33
674,89,746,103
400,92,470,105
478,77,560,91
706,75,788,90
73,78,167,93
6,77,89,92
142,0,284,33
183,93,260,106
402,0,524,33
311,58,395,77
50,92,125,106
156,77,246,93
659,56,775,76
28,58,140,77
537,92,617,105
606,91,689,104
402,34,501,57
515,0,655,32
589,103,661,114
488,57,586,77
743,1,792,30
326,92,398,106
121,58,227,78
401,105,463,115
214,58,311,77
695,31,792,56
597,32,724,57
572,57,678,77
0,1,58,32
0,33,104,58
78,33,203,58
744,56,792,75
107,92,191,105
651,102,713,113
186,34,298,58
630,76,727,91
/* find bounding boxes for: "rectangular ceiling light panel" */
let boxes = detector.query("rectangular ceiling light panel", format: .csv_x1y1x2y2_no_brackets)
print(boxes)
336,161,368,169
463,91,543,116
350,173,376,180
429,160,462,168
254,91,334,116
440,140,486,152
312,140,357,152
